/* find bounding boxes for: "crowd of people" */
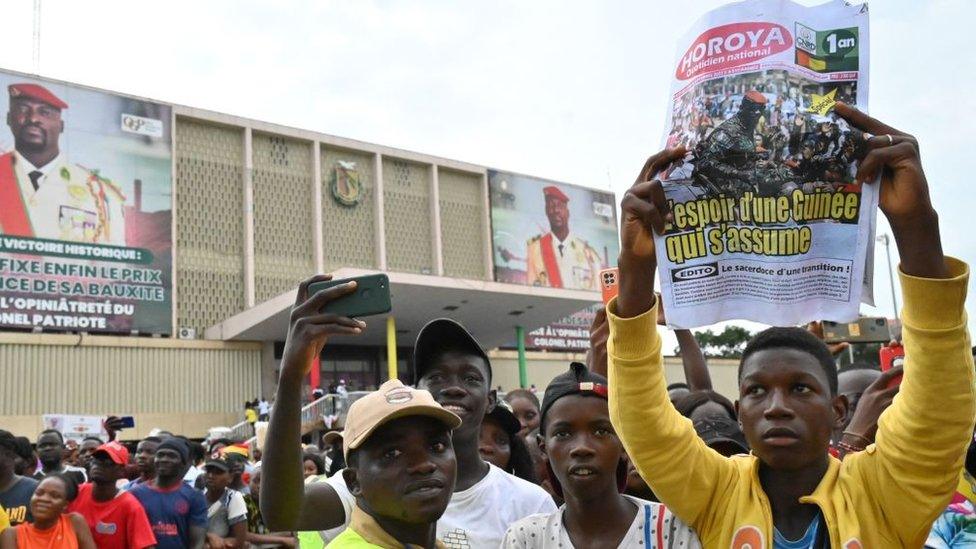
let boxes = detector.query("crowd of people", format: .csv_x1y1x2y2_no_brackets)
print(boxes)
665,70,866,198
0,104,974,548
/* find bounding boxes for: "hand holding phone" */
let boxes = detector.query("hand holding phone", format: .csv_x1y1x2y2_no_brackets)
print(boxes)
600,268,619,305
308,274,392,318
280,275,368,379
879,343,905,388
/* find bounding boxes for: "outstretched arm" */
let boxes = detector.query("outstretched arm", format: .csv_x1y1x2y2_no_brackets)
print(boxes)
609,148,735,532
834,102,976,546
260,275,365,531
675,330,711,391
659,298,712,391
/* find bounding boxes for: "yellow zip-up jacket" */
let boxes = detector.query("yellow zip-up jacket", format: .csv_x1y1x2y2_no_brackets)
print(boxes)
608,258,975,548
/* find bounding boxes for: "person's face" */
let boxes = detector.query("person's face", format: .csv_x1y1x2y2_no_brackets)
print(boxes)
37,433,64,466
346,416,456,524
524,432,548,485
228,459,245,484
736,349,846,471
7,98,63,152
417,351,493,437
0,447,16,475
88,453,123,485
478,417,512,470
303,459,318,479
205,467,231,492
249,470,262,499
135,440,159,474
542,395,622,498
154,448,184,479
31,476,70,522
624,455,654,501
507,396,540,438
78,440,100,469
837,368,881,430
545,197,570,234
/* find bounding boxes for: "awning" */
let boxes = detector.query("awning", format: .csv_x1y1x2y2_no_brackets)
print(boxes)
204,268,601,349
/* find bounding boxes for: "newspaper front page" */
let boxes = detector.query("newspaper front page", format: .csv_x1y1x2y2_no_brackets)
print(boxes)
655,0,875,328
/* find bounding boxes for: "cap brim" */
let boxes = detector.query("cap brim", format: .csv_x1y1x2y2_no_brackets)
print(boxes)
703,436,749,455
345,404,462,458
204,461,230,472
92,449,125,465
413,319,490,384
488,406,522,435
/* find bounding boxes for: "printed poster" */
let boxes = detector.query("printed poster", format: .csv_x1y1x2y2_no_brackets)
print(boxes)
0,69,173,334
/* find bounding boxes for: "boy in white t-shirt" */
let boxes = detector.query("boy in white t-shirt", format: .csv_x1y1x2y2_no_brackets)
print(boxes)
261,278,556,549
503,363,700,549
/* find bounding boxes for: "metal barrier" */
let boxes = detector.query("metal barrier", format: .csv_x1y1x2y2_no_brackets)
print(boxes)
302,394,343,432
227,420,253,441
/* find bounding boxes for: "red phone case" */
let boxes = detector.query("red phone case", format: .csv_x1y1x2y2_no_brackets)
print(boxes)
879,344,905,388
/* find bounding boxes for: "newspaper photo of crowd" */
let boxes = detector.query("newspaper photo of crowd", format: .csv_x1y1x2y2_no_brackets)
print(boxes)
664,69,869,199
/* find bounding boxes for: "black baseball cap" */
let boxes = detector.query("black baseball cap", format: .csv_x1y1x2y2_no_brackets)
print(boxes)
485,400,521,436
412,318,491,384
540,362,608,435
693,416,749,456
204,458,231,472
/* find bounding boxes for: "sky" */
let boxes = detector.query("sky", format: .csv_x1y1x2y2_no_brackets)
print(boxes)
1,0,973,348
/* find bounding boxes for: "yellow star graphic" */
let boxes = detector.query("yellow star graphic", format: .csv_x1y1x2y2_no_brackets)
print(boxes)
807,89,838,116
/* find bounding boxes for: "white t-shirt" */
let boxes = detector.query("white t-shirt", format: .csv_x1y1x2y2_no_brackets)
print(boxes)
501,495,701,549
204,487,248,537
319,463,557,548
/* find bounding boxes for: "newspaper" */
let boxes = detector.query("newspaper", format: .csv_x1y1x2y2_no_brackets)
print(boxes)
654,0,875,329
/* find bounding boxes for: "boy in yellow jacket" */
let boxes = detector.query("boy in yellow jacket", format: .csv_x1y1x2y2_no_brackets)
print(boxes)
608,103,976,548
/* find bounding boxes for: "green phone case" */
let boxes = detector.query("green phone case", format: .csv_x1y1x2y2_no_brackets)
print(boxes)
308,274,392,318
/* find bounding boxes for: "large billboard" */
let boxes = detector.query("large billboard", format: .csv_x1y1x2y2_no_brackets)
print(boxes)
0,70,172,334
489,170,618,291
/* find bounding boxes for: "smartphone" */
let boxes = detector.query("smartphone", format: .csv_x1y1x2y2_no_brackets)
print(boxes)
600,268,619,304
119,416,135,429
822,317,891,344
308,274,392,318
879,344,905,388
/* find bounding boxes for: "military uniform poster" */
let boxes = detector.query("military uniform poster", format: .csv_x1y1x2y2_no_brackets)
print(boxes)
0,69,173,334
653,0,875,329
488,169,617,291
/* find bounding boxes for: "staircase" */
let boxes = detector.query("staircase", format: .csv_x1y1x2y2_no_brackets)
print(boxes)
226,394,346,448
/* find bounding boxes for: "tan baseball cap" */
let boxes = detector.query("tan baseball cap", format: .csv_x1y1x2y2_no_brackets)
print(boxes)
343,379,461,459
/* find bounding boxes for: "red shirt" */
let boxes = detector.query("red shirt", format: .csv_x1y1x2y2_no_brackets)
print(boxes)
67,483,157,549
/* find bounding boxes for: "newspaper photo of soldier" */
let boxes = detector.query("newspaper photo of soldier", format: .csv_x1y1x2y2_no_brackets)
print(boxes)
663,69,868,203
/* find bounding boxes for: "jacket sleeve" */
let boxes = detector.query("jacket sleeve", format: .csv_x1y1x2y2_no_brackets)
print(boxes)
845,257,976,546
607,296,737,532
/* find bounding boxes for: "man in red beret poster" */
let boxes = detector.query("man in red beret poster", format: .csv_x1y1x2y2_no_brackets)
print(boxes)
525,184,602,289
0,83,126,245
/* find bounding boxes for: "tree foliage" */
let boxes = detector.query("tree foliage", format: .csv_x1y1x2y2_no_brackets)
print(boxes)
692,326,754,358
